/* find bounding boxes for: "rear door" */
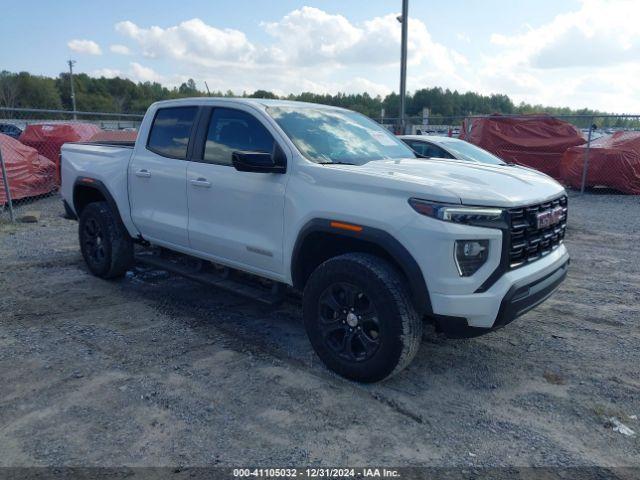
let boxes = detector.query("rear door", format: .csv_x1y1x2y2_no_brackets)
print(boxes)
186,106,288,276
129,106,198,247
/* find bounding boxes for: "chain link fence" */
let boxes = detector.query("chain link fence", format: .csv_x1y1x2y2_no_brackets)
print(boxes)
2,107,640,224
1,108,143,223
383,113,640,195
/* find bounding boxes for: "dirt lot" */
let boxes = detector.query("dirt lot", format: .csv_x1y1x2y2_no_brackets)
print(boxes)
0,193,638,468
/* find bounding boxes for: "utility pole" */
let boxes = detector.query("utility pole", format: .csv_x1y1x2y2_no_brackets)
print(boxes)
67,60,77,119
398,0,409,134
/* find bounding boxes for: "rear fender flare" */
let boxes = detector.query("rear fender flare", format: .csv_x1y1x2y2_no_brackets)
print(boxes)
72,177,127,229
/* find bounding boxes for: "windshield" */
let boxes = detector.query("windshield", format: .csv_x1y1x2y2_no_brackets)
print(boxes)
437,139,505,165
267,106,416,165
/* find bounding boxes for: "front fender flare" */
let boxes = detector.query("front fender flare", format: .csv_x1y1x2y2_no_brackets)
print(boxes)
291,218,432,316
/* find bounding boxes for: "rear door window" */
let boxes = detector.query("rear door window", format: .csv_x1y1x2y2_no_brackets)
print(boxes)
147,107,198,159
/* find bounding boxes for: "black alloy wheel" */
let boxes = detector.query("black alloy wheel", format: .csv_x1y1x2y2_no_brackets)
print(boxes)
303,253,423,383
78,201,133,279
318,282,381,362
82,216,106,265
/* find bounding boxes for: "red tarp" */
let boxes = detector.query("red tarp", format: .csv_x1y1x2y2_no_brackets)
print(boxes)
89,130,138,143
19,123,101,184
0,133,57,204
560,131,640,194
459,115,586,179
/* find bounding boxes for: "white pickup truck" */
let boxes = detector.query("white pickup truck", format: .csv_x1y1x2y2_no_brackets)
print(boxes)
61,98,569,382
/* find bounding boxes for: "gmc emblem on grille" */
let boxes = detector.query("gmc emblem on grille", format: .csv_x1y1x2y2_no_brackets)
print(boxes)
536,206,564,229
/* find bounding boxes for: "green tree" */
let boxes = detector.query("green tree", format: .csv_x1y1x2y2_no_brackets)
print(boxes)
0,71,19,109
248,90,277,99
15,72,62,109
178,79,199,96
1,70,635,128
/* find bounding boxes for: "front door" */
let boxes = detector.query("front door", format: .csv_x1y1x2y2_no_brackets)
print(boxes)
129,106,198,248
187,107,287,276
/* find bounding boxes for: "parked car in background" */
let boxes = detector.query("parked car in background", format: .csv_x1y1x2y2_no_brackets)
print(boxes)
0,123,23,140
61,98,569,382
400,135,507,165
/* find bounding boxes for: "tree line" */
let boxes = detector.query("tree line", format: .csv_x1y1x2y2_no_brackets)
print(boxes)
0,70,629,127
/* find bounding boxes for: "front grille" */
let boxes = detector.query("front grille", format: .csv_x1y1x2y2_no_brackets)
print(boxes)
508,196,567,268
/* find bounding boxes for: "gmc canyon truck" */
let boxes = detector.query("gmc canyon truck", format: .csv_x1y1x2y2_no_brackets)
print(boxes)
61,98,569,382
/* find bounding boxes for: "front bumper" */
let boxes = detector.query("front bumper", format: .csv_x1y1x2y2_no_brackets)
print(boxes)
430,245,569,337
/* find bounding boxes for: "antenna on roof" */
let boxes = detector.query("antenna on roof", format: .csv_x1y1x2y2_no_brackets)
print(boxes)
204,81,211,96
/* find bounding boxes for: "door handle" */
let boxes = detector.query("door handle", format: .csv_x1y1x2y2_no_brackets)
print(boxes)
135,169,151,178
190,177,211,188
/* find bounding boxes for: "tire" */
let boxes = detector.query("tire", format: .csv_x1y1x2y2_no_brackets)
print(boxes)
78,201,133,279
303,253,422,383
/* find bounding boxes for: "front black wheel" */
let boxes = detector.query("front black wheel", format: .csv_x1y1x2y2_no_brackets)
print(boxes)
79,201,133,279
303,253,422,383
317,282,382,363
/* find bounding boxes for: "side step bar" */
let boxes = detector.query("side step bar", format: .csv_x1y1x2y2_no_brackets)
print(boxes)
134,252,285,306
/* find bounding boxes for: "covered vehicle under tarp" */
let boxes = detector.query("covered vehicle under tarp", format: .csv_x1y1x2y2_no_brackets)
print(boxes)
19,123,101,184
0,133,57,204
560,131,640,194
88,129,137,144
459,115,585,179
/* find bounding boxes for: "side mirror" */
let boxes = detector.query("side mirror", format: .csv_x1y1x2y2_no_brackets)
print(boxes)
232,147,286,174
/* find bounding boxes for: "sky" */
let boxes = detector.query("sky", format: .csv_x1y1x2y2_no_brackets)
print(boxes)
2,0,639,113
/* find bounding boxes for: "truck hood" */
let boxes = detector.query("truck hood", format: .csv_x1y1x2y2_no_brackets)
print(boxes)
325,157,565,207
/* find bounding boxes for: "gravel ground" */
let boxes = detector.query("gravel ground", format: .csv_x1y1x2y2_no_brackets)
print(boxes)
0,192,638,469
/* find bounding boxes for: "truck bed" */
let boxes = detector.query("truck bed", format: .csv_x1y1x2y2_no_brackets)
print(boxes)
60,142,135,224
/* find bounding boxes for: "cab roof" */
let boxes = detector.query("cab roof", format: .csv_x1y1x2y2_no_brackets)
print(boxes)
150,97,344,111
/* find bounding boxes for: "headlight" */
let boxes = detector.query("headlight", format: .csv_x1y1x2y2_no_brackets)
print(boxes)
408,198,504,227
454,240,489,276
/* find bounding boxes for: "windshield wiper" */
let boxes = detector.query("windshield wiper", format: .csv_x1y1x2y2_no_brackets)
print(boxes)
318,161,357,165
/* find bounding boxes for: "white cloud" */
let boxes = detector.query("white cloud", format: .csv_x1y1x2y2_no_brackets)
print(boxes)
196,68,391,99
67,39,102,55
115,8,466,71
90,62,187,86
109,44,131,55
456,32,471,43
115,18,255,67
262,6,467,71
88,3,640,112
109,7,470,100
91,68,124,78
129,62,163,82
480,0,640,111
490,0,640,69
341,78,392,97
262,7,363,65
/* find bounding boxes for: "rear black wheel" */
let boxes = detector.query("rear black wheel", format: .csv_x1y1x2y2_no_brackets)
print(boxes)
82,216,107,265
303,253,422,383
79,201,133,279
